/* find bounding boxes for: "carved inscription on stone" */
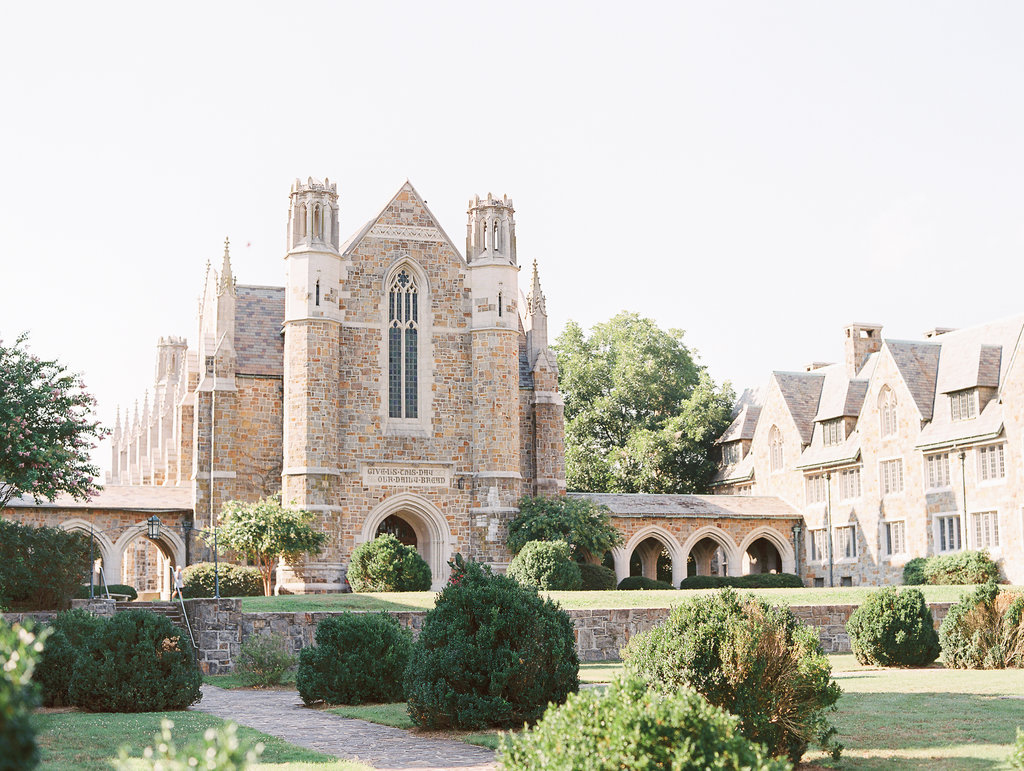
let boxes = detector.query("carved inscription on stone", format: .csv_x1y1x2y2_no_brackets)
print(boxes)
362,464,452,487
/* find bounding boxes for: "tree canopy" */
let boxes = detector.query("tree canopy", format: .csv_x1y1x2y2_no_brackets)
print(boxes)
555,312,734,494
0,334,106,509
508,496,622,561
210,497,328,596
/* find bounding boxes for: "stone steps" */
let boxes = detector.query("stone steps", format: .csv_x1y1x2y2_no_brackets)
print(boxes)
116,601,188,630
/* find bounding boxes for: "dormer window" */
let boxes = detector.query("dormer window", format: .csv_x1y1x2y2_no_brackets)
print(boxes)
721,443,740,465
822,418,845,447
950,389,977,421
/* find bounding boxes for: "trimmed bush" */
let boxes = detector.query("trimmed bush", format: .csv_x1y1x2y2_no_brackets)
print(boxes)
73,584,138,601
846,587,939,667
1,620,47,771
924,550,1001,585
237,632,297,688
902,557,928,586
507,540,582,591
939,582,1024,669
617,575,674,590
404,557,579,730
346,534,432,592
679,573,804,590
623,588,842,763
35,608,108,707
182,562,263,598
296,612,412,705
499,677,791,771
578,562,617,591
68,609,202,712
0,519,91,611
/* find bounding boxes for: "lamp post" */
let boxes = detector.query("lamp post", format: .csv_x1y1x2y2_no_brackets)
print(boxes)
958,449,968,549
147,515,220,600
825,471,835,588
791,524,802,579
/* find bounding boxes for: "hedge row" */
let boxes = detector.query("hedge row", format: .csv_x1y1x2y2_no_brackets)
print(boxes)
0,520,91,611
680,573,804,590
903,550,1000,585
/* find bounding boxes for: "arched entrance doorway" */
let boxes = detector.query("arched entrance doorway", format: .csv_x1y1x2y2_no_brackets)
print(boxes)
112,523,186,601
60,519,115,594
743,537,782,574
628,537,673,584
618,528,685,587
682,527,739,578
362,494,452,590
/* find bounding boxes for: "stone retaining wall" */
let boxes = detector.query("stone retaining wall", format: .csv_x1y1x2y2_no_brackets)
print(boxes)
178,599,957,673
1,598,117,627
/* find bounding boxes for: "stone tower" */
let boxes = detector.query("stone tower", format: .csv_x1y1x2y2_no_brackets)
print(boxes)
282,178,343,591
466,194,522,561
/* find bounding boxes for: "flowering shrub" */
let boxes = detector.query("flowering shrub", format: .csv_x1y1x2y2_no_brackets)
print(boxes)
0,620,49,771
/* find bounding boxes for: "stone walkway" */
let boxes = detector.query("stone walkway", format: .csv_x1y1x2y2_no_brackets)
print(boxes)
193,685,496,771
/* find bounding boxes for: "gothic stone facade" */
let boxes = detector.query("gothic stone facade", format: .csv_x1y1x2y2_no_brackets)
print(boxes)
713,319,1024,586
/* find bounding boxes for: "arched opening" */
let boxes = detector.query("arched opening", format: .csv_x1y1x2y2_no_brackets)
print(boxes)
743,537,782,574
121,534,166,596
627,536,673,583
361,494,452,590
376,514,417,547
689,536,730,577
313,205,322,238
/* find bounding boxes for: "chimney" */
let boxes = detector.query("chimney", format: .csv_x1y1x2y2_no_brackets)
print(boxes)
844,323,883,377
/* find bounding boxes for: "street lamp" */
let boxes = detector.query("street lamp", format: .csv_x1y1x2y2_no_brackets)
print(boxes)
147,515,221,599
791,524,802,579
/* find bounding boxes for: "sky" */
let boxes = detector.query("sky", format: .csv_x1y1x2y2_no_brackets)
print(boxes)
3,2,1024,474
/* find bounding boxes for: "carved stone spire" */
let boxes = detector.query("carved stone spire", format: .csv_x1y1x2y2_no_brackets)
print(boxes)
527,260,547,317
218,237,235,296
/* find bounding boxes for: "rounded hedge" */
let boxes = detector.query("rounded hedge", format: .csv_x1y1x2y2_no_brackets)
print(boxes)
35,608,108,707
499,677,791,771
902,557,928,586
623,588,841,763
182,562,263,598
939,582,1024,669
507,540,582,591
404,558,579,730
68,609,202,712
296,612,412,705
924,550,1001,585
846,587,939,667
346,534,432,592
578,562,617,591
617,575,674,590
680,573,804,590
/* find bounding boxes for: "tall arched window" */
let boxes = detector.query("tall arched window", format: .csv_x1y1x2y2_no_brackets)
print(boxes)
388,269,418,419
313,205,322,238
768,426,783,472
879,386,897,437
493,220,500,251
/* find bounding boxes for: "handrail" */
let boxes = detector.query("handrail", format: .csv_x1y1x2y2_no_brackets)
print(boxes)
177,596,197,653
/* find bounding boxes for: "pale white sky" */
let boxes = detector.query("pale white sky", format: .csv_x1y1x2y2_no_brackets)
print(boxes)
3,2,1024,474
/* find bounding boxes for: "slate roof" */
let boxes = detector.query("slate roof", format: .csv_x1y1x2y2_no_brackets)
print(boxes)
571,492,800,519
773,372,825,444
797,434,861,469
712,452,755,484
933,316,1024,394
7,485,193,511
916,399,1004,449
235,285,285,377
813,364,868,421
885,340,941,420
716,404,761,444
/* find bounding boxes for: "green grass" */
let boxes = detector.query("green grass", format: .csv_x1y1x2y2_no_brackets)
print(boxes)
240,585,1013,613
204,670,297,689
580,659,623,683
35,710,371,770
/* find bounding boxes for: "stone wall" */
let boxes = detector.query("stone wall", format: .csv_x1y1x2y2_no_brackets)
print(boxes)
178,599,957,674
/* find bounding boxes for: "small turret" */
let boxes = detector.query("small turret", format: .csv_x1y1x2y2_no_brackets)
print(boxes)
288,177,340,252
466,193,516,265
525,260,549,365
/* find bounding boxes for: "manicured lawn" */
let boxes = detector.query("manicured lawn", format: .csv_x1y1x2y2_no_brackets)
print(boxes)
579,659,623,683
241,585,1013,613
35,710,370,770
204,671,297,690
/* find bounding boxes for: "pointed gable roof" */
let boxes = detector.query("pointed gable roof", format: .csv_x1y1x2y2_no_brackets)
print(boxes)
813,363,869,422
772,371,824,444
884,340,941,420
716,403,762,444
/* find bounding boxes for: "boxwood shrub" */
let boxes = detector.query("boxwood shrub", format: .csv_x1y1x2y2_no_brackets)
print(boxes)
507,540,582,591
346,534,432,592
902,557,928,586
34,608,108,707
578,562,617,591
679,573,804,590
924,550,1001,585
846,587,939,667
404,557,579,730
182,562,263,598
623,588,842,763
939,582,1024,669
617,575,674,590
499,677,791,771
296,612,412,705
68,609,202,712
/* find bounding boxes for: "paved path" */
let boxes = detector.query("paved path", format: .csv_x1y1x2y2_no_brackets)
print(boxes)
193,685,496,771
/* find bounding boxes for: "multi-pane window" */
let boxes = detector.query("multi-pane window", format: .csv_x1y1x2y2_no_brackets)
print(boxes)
822,418,845,447
721,443,741,465
885,521,906,555
937,514,961,552
950,389,977,421
838,467,861,501
835,525,857,559
388,269,419,419
879,387,898,437
926,453,951,489
768,426,783,472
978,444,1005,481
805,474,828,505
809,529,828,562
880,458,905,495
973,511,1000,548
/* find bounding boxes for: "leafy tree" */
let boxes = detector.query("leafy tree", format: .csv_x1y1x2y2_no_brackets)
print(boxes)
508,496,621,561
0,333,107,509
556,313,734,493
209,497,328,596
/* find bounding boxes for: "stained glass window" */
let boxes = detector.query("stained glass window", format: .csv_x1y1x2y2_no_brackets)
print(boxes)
388,269,419,419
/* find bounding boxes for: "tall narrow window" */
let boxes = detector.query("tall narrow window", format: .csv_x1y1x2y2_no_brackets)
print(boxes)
768,426,783,472
315,280,320,306
497,291,503,317
493,220,500,251
313,205,322,238
388,269,419,419
978,444,1006,481
879,386,897,437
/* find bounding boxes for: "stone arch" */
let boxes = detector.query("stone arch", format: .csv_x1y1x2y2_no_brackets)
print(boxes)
112,521,187,600
60,518,116,589
738,526,796,575
621,526,686,587
681,526,741,578
361,493,452,590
